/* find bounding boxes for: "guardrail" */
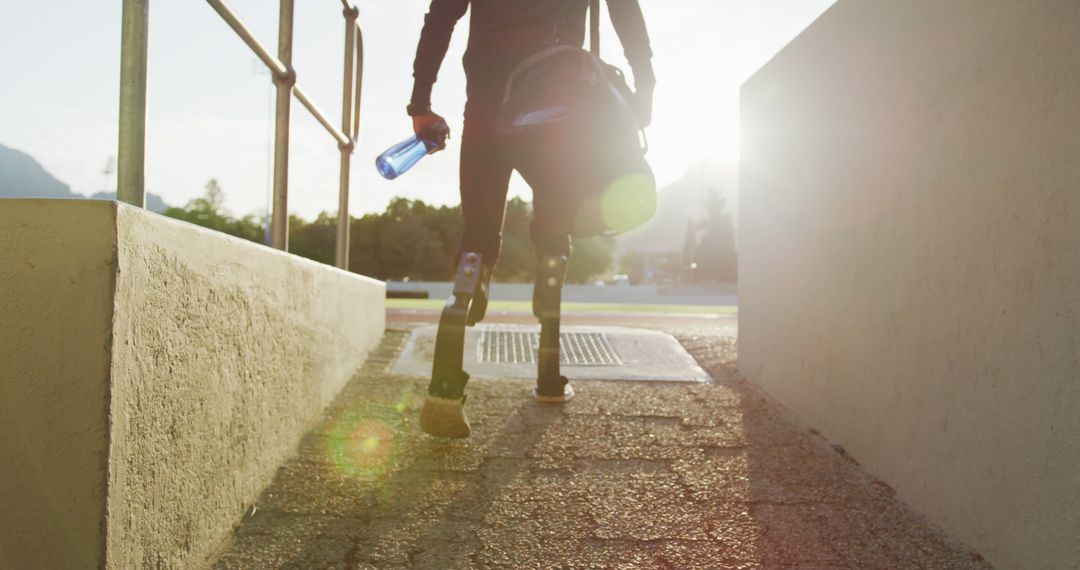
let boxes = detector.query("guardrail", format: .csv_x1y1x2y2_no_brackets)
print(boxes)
117,0,364,270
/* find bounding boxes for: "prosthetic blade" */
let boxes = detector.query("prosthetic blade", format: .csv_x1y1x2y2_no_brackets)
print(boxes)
429,252,484,398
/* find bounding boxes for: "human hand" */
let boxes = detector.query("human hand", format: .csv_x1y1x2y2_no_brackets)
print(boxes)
412,111,450,153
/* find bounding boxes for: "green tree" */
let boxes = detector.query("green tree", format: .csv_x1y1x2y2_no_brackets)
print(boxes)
695,187,738,283
567,236,615,284
618,251,645,284
492,198,535,282
163,179,263,243
288,213,335,265
378,199,445,280
165,185,616,284
681,220,697,282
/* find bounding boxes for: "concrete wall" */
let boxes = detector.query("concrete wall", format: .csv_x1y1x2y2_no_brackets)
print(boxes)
0,201,117,569
739,2,1080,569
0,199,385,569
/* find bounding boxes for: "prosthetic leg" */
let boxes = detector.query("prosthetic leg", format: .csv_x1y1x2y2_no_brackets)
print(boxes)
420,251,493,438
533,254,574,403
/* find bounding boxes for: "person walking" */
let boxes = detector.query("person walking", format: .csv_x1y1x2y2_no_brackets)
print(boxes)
412,0,655,438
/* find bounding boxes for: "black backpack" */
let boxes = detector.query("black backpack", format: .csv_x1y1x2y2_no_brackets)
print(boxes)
496,0,656,238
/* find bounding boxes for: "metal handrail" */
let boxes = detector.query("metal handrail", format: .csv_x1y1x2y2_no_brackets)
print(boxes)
294,85,350,147
117,0,365,270
334,8,362,268
205,0,287,77
353,22,364,140
117,0,149,208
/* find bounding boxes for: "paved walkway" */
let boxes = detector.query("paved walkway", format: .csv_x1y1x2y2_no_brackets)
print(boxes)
213,327,989,569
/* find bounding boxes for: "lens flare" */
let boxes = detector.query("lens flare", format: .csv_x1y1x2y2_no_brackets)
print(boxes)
326,387,417,480
601,174,658,233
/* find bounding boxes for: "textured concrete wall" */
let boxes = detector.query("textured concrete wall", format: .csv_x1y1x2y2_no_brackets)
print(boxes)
0,200,116,569
0,200,385,568
739,2,1080,568
106,205,385,568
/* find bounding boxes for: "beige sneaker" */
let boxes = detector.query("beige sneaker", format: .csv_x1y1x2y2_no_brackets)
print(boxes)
533,383,575,404
419,395,471,439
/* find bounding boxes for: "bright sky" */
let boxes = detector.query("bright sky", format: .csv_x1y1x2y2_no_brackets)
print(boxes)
1,0,833,219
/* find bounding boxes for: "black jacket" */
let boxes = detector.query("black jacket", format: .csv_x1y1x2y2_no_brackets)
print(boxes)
411,0,654,108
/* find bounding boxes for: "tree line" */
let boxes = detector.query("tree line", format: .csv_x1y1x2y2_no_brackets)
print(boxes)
163,180,616,283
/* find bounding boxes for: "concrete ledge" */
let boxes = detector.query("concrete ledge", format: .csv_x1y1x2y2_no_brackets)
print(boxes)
0,199,385,569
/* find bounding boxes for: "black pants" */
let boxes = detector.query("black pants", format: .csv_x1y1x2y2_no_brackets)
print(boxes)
458,63,572,264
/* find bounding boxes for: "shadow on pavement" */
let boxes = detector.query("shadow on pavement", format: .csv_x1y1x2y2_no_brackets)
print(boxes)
212,327,990,569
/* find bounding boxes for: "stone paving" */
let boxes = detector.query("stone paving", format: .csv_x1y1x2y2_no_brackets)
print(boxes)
212,327,990,569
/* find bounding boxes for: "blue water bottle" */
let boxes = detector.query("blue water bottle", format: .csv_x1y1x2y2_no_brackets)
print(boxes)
375,122,449,180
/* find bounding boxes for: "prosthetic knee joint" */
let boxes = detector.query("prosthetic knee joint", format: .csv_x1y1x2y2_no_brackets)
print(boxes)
429,252,492,399
533,254,570,400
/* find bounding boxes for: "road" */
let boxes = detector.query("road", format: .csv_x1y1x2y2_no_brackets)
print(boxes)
387,308,739,332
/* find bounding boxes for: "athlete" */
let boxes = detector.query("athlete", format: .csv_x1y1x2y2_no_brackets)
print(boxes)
412,0,655,438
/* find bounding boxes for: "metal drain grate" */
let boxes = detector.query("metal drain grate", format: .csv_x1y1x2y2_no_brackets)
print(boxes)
478,331,622,365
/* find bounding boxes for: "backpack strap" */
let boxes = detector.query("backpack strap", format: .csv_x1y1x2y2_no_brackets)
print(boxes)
589,0,600,55
501,45,581,104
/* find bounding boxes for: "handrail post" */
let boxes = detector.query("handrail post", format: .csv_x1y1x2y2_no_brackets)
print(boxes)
270,0,295,251
117,0,149,208
335,6,359,270
353,22,363,141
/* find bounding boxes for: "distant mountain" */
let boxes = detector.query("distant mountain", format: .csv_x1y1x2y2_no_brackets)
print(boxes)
616,159,738,254
85,190,171,213
0,142,171,213
0,142,75,198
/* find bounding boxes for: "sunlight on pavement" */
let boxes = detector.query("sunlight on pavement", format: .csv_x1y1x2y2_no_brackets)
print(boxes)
212,330,989,569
